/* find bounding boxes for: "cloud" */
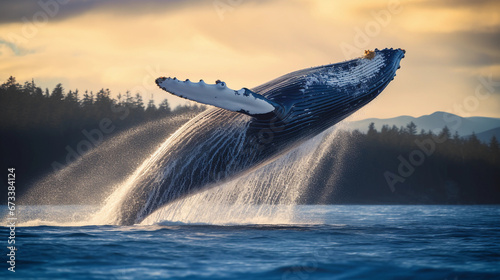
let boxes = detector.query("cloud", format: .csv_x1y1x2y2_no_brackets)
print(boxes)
414,0,500,9
0,40,26,56
0,43,16,57
436,29,500,68
0,0,201,24
400,0,500,33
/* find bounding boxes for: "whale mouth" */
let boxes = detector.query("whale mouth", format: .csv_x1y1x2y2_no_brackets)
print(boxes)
362,48,405,99
379,48,405,82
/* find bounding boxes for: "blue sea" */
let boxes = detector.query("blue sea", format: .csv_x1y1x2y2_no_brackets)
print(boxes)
1,205,499,279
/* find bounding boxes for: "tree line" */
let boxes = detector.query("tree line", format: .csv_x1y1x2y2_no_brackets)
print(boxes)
0,76,204,131
302,122,500,204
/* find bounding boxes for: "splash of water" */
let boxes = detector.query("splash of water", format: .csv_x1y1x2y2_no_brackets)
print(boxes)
140,125,342,225
11,110,354,227
97,111,348,226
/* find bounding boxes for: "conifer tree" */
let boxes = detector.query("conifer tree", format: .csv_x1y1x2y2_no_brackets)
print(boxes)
134,93,144,111
159,99,171,114
51,83,64,101
367,122,377,138
406,121,417,135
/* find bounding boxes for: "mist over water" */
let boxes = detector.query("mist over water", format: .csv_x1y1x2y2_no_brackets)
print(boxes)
21,114,197,205
12,111,353,227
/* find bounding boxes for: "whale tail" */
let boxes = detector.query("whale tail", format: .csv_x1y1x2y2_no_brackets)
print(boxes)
155,78,279,118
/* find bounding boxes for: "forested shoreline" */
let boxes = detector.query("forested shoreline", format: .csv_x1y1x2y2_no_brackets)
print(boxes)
1,77,499,204
302,123,500,204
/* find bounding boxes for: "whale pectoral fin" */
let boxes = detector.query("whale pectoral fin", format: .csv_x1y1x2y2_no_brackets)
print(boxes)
156,77,277,118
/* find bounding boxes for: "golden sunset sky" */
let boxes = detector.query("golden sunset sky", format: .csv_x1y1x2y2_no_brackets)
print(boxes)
1,0,499,119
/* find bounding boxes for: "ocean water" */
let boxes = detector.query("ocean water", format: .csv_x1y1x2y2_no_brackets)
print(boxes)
1,205,499,279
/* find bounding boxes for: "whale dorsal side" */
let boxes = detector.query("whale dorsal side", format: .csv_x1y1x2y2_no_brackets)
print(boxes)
155,77,278,118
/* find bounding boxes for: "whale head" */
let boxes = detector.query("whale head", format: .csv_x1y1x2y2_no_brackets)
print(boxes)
246,48,406,139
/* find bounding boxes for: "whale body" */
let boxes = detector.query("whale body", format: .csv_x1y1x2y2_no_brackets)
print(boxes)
114,48,405,225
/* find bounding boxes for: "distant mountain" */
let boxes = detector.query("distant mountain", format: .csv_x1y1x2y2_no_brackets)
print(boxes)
346,111,500,137
466,127,500,143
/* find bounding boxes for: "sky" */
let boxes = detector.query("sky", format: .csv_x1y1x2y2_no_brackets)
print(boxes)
0,0,499,120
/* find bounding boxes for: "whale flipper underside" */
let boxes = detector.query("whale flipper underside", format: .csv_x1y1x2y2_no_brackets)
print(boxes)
155,78,279,119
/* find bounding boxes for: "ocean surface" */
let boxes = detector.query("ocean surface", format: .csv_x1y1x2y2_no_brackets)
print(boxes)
1,205,499,279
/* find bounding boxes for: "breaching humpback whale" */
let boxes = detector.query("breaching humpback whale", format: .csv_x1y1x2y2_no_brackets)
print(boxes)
114,48,405,225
